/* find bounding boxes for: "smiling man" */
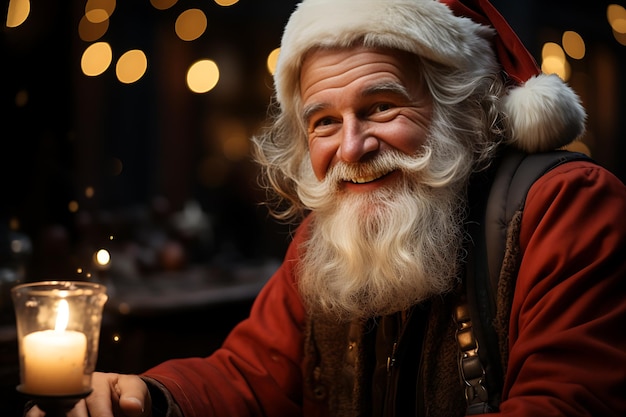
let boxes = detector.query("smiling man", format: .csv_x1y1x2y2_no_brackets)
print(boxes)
296,46,466,321
27,1,626,416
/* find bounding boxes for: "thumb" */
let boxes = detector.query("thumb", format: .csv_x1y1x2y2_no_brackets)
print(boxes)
115,375,151,417
119,395,146,416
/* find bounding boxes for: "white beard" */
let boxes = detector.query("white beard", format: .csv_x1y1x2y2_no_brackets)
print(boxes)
297,150,470,321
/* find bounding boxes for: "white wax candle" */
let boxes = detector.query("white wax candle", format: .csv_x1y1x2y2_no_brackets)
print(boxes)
22,329,87,395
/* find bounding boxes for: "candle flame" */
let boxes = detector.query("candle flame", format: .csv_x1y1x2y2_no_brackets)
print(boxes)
55,299,69,332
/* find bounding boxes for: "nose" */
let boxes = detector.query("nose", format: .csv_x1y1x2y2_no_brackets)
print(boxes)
337,116,379,163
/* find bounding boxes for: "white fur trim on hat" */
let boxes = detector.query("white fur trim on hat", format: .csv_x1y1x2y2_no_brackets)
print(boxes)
275,0,587,153
275,0,497,112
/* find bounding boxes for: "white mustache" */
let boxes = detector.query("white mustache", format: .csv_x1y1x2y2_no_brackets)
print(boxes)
324,151,429,186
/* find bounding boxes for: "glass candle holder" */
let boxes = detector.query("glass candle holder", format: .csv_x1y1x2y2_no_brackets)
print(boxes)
11,281,108,401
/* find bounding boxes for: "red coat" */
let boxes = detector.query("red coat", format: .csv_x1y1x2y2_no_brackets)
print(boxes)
143,160,626,416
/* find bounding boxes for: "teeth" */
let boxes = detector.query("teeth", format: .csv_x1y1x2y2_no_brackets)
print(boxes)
348,171,391,184
351,175,378,184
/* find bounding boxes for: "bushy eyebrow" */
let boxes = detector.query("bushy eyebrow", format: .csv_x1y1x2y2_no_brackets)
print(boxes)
301,102,329,127
301,81,412,126
361,81,412,101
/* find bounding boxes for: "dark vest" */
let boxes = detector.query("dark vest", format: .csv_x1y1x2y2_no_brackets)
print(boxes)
301,211,523,416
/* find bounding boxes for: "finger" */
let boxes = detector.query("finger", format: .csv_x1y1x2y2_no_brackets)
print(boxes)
115,375,151,417
84,372,118,417
23,405,45,417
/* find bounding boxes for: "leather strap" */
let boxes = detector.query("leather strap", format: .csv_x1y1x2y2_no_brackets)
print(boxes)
454,297,496,414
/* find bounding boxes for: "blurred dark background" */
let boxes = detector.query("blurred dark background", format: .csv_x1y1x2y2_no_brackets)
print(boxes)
1,0,625,414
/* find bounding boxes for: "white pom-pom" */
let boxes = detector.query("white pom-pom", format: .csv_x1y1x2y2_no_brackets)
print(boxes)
503,73,586,153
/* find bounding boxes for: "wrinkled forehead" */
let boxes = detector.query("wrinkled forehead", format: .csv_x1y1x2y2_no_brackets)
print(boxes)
298,45,425,96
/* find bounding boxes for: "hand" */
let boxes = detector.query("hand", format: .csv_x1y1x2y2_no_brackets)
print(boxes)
24,372,152,417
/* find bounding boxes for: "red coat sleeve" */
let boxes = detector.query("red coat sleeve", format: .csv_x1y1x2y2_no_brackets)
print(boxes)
496,161,626,416
141,220,310,417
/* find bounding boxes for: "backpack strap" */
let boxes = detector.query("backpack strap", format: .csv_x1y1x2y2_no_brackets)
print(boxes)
461,147,592,414
484,148,592,294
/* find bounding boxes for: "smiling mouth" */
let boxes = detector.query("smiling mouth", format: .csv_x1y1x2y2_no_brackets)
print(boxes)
346,170,394,184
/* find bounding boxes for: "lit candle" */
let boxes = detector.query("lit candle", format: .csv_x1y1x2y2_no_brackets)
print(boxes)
21,299,87,395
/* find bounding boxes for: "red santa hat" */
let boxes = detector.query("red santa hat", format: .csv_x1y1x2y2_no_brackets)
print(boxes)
274,0,586,153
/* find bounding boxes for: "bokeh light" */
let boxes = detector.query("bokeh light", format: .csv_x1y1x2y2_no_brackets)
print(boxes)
607,4,626,33
116,49,148,84
94,249,111,267
175,9,207,41
150,0,178,10
81,42,113,76
68,201,79,213
562,31,585,60
85,0,116,23
6,0,30,27
266,48,280,75
187,59,220,93
214,0,239,6
608,4,626,45
109,157,124,176
78,14,109,42
541,42,570,81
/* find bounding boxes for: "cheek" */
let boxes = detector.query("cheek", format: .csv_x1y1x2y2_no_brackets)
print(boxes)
308,138,338,180
378,120,429,154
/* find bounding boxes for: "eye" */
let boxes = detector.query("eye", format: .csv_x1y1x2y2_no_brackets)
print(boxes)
316,117,333,126
312,116,337,129
373,103,393,113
